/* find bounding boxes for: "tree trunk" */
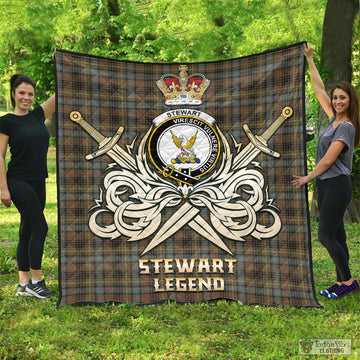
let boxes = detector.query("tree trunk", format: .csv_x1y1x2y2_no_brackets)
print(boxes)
348,149,360,222
107,0,121,44
314,0,359,222
321,0,358,93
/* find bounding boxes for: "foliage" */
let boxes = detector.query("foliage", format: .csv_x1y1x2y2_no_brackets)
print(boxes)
353,23,360,91
305,137,317,192
237,0,327,54
0,0,336,186
349,18,360,208
0,147,360,360
0,0,358,105
0,0,328,101
1,6,360,359
0,246,17,274
0,0,57,106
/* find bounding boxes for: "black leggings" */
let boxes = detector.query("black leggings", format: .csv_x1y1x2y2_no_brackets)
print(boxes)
7,178,48,272
316,175,352,282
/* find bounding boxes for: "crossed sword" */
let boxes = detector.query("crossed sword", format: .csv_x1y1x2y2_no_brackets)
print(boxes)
70,106,293,255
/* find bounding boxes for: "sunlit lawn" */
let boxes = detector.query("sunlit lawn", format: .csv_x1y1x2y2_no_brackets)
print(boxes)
0,146,359,360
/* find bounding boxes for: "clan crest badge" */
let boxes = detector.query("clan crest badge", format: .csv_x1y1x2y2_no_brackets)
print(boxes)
148,109,220,188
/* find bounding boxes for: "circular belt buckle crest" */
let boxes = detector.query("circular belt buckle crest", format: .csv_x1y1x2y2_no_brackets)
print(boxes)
148,110,221,185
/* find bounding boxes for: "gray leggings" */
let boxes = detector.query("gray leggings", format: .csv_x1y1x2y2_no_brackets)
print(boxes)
316,175,353,282
7,178,48,271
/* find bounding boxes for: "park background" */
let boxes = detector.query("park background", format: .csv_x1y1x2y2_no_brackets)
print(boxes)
0,0,359,359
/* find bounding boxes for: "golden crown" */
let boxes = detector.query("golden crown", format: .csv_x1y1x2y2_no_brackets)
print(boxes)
156,65,210,105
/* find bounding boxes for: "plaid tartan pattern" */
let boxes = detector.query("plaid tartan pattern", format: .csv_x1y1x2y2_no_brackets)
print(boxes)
319,283,340,297
328,280,359,298
55,43,320,307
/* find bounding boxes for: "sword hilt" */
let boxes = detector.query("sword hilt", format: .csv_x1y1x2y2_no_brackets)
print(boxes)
69,111,105,143
234,106,294,169
69,111,82,123
243,106,293,157
243,124,280,158
70,110,137,169
261,106,293,141
85,127,124,160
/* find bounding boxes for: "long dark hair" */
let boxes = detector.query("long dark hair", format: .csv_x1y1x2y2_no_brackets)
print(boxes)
330,82,360,148
10,74,36,108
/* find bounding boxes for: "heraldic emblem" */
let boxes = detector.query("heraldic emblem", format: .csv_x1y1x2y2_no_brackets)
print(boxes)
69,65,293,256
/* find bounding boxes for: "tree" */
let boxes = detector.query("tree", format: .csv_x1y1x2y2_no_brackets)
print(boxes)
0,0,335,134
0,0,327,67
321,0,358,92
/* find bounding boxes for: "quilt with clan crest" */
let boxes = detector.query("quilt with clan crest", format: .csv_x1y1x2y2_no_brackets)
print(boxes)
54,42,320,307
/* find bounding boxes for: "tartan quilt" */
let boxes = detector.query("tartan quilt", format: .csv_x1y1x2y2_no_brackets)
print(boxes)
54,42,320,307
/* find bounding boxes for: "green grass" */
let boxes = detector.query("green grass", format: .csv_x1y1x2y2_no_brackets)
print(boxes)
0,146,359,360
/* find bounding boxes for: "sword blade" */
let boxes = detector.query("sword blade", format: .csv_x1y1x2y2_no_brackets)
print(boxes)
107,146,137,170
141,202,199,255
188,215,233,255
233,106,293,169
234,142,260,169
